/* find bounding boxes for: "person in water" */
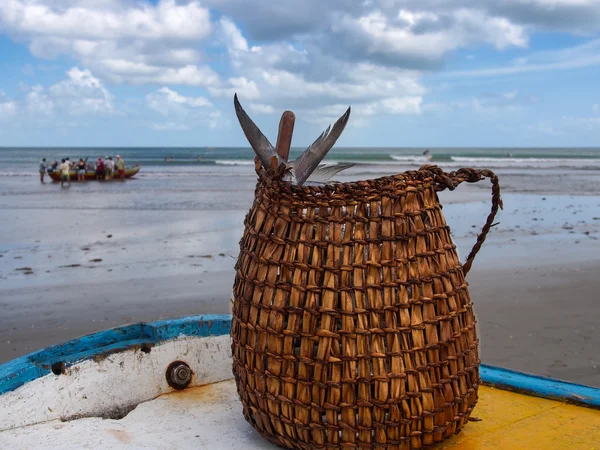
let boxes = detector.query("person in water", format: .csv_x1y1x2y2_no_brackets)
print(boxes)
116,155,125,180
39,158,47,183
95,157,105,180
76,158,87,181
59,159,71,187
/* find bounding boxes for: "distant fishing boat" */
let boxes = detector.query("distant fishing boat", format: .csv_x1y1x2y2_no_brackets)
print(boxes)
47,164,141,182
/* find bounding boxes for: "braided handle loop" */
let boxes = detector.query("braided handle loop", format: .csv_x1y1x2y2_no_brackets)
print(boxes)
423,165,503,275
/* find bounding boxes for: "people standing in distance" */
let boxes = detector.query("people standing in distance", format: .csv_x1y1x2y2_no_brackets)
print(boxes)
105,156,115,180
95,157,105,181
116,155,125,180
59,159,71,187
77,158,87,181
39,158,47,183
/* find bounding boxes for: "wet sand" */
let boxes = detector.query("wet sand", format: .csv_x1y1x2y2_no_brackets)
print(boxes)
468,236,600,387
1,171,599,387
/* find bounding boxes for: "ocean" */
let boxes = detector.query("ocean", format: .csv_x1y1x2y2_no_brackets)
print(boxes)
2,147,600,172
1,147,599,213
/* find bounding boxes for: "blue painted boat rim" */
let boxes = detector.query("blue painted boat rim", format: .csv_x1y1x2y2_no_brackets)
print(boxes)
0,314,231,396
1,314,598,409
479,364,600,409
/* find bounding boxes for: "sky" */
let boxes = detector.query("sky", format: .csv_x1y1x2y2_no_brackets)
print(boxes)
0,0,600,147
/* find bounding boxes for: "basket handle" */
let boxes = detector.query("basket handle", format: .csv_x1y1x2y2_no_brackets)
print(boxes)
425,165,503,275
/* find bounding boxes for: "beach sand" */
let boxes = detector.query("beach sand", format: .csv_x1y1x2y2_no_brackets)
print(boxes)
1,168,599,387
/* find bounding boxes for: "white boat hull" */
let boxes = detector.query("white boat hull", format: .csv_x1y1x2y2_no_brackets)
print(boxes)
2,379,278,449
0,334,231,432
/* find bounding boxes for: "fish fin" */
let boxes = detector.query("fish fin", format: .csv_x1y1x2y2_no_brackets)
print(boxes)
291,106,351,185
233,94,282,170
302,180,326,187
307,162,355,183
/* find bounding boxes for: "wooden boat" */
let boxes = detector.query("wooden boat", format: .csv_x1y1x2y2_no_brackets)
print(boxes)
0,314,598,449
47,164,140,181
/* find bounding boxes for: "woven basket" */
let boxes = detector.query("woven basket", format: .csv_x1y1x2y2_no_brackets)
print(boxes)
231,164,502,449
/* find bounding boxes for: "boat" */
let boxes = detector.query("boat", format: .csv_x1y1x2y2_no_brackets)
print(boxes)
47,164,141,182
0,314,598,449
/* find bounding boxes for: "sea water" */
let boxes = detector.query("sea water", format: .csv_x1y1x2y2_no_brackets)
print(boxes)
0,147,599,213
2,146,600,170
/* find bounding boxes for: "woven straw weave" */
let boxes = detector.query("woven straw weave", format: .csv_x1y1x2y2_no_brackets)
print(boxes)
231,164,502,449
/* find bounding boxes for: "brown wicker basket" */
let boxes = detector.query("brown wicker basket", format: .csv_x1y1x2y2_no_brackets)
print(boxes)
231,164,502,449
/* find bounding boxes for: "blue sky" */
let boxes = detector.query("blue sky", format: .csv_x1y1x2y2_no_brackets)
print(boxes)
0,0,599,147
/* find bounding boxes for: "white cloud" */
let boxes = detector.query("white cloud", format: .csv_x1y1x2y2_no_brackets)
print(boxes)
259,64,422,105
248,103,275,114
329,9,526,69
100,63,220,87
1,0,211,40
3,0,600,142
2,69,226,132
26,85,54,116
448,38,600,78
1,67,116,125
0,98,18,120
146,87,221,129
0,0,540,92
299,96,422,126
3,0,600,91
0,0,214,85
593,104,599,113
490,0,600,34
147,87,212,115
152,122,190,131
208,76,260,100
207,0,600,41
215,18,425,123
379,97,422,114
219,17,249,52
422,89,538,115
49,67,115,115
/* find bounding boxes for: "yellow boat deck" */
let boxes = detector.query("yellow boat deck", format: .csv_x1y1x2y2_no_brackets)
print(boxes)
1,379,598,449
442,385,600,449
